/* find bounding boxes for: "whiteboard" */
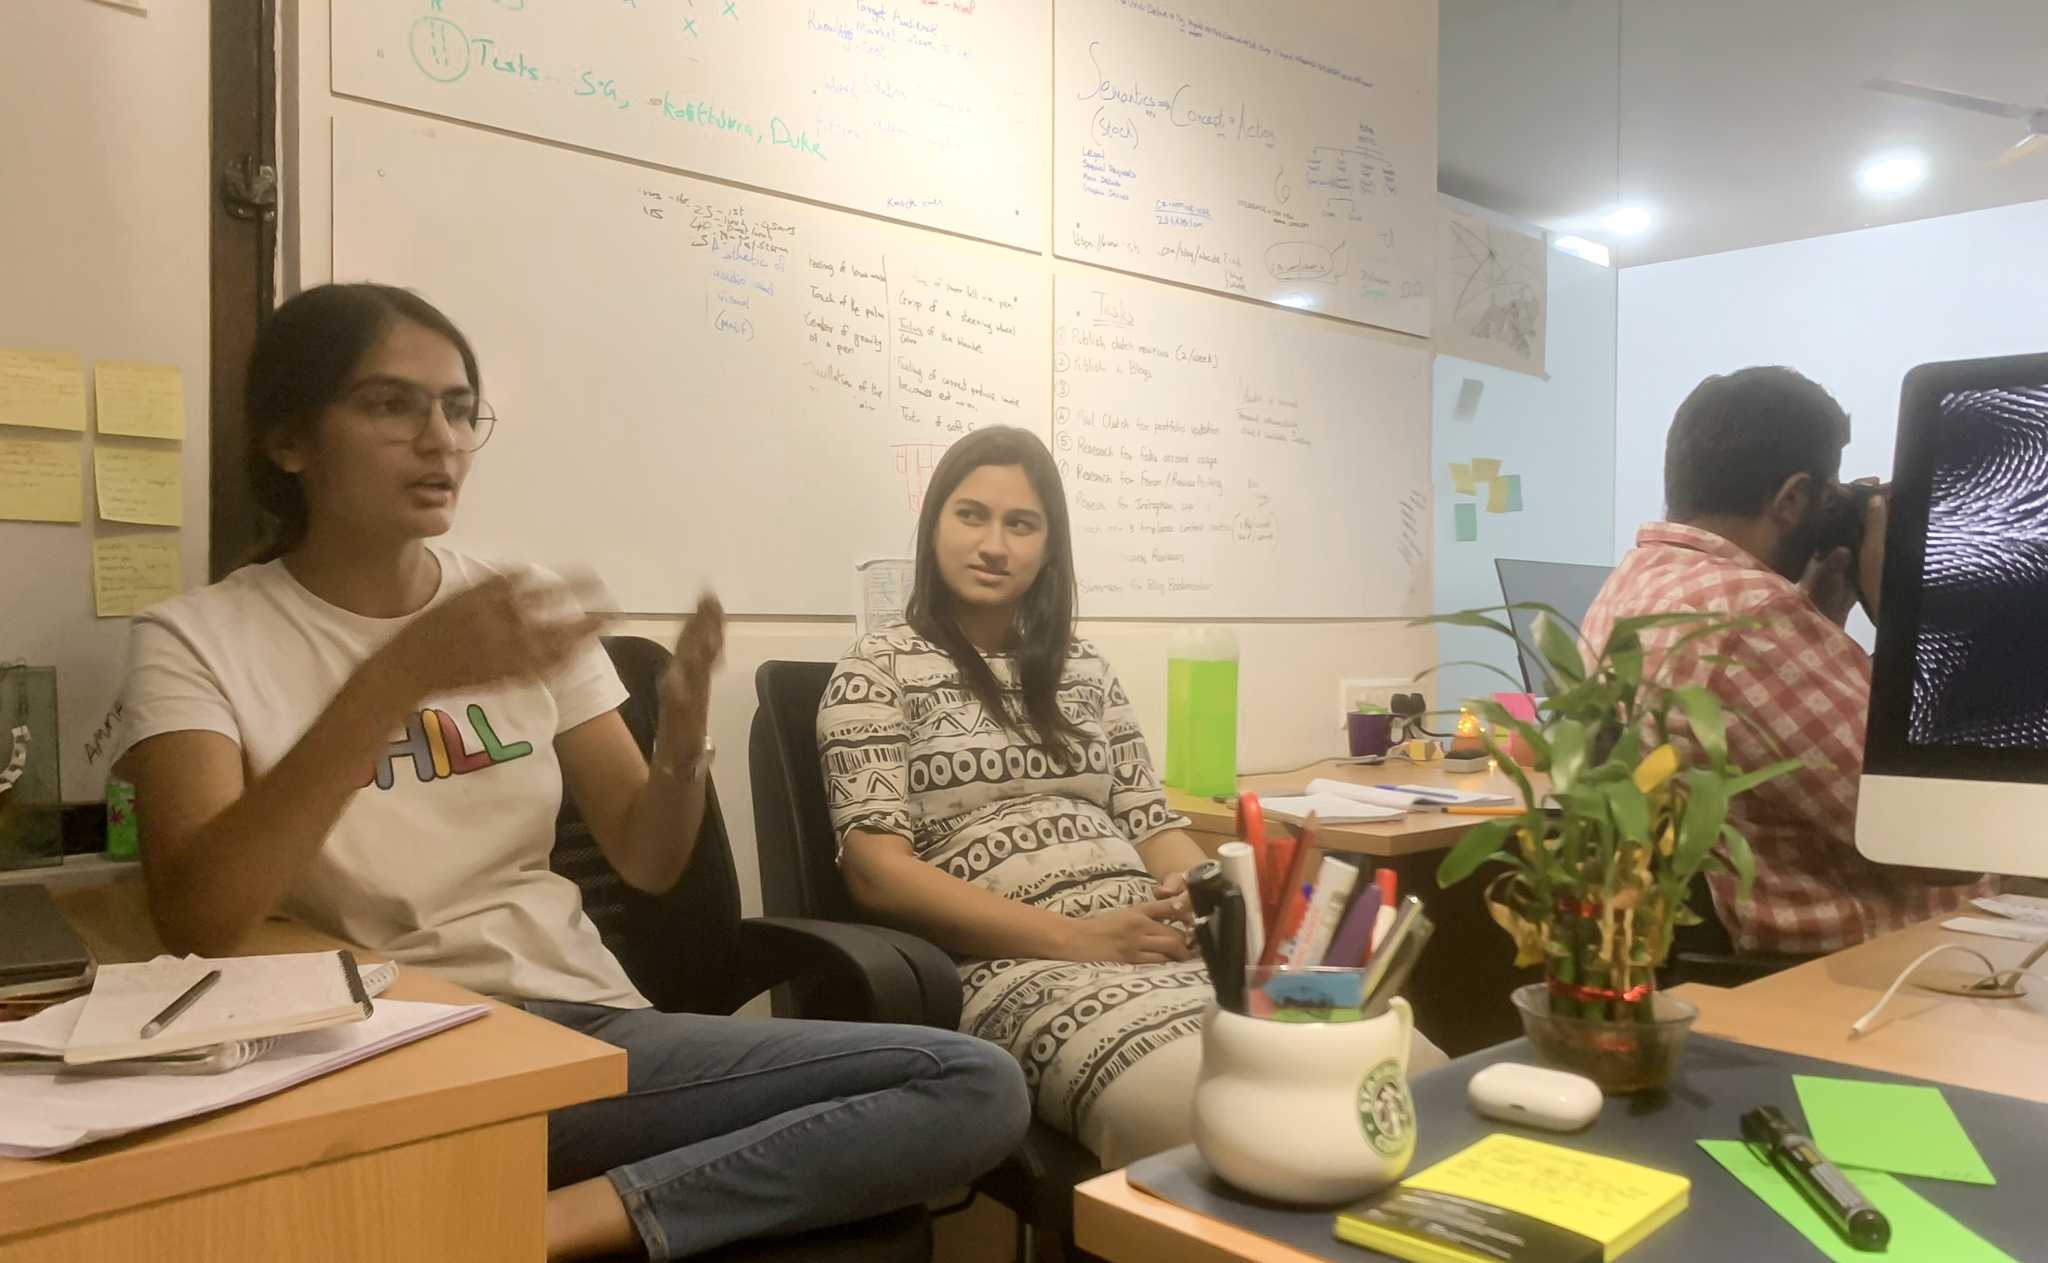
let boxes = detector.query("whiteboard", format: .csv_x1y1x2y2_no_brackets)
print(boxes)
1053,0,1437,336
1052,265,1432,617
333,107,1048,615
331,0,1047,250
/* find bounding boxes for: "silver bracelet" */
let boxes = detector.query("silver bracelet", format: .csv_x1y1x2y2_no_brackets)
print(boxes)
654,734,716,786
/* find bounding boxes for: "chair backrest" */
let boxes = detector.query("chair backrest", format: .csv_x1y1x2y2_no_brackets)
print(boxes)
749,659,853,922
551,635,744,1015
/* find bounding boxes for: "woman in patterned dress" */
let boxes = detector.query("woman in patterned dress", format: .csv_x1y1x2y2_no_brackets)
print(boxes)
817,425,1221,1166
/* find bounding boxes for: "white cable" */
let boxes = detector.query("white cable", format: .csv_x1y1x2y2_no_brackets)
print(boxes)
1849,943,2002,1037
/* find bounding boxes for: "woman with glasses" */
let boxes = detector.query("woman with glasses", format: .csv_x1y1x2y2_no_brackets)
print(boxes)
110,283,1027,1261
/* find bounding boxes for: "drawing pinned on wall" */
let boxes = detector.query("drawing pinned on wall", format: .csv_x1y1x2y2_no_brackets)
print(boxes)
1435,206,1547,379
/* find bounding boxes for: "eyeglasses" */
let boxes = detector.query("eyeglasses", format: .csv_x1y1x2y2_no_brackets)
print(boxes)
337,378,497,452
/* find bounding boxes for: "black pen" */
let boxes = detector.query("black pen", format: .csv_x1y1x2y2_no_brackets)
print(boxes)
1362,910,1433,1018
1742,1105,1890,1251
1185,862,1248,1013
140,968,222,1039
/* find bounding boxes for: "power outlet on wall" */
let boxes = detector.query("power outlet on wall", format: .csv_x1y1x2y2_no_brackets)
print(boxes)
1337,677,1412,730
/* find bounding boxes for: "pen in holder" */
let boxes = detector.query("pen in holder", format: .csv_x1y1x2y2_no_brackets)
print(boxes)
1192,966,1419,1204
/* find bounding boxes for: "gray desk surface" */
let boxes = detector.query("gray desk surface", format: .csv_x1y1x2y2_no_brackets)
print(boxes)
1128,1035,2038,1261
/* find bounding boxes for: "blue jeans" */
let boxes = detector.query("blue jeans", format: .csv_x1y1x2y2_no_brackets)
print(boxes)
524,1002,1030,1259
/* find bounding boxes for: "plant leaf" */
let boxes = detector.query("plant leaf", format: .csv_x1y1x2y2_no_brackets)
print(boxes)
1547,718,1588,794
1436,818,1519,887
1411,610,1518,638
1673,686,1729,771
1720,823,1757,901
1673,770,1729,879
1723,758,1803,797
1604,778,1651,844
1633,743,1680,794
1411,659,1532,690
1534,612,1587,691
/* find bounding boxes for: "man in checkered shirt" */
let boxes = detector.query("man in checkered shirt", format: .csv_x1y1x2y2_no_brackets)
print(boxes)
1581,367,1994,957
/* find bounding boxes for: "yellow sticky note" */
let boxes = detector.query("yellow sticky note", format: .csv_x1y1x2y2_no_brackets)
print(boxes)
94,361,186,440
92,535,183,618
1450,462,1475,494
1488,475,1512,513
0,437,84,522
94,446,182,526
1471,457,1502,482
0,349,88,432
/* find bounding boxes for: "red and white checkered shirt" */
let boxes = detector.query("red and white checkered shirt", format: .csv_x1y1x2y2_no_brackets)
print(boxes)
1580,522,1993,955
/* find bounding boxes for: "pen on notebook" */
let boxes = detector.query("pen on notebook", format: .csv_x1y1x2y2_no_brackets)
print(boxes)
140,968,222,1039
1742,1105,1890,1251
1378,784,1461,803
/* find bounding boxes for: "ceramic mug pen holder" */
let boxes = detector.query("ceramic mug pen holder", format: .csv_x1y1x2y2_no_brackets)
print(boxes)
1191,967,1419,1204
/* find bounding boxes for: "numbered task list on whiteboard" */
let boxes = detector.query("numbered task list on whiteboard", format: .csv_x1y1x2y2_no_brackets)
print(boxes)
1054,0,1438,336
1053,265,1431,618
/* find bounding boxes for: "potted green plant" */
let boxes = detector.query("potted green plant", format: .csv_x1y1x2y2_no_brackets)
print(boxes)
1420,606,1800,1092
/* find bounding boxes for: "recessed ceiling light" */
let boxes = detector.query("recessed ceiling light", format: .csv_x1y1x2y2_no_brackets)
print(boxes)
1603,206,1653,236
1552,235,1612,267
1858,152,1927,197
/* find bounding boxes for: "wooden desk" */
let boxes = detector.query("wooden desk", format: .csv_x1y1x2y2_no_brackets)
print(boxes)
1167,759,1540,858
1674,917,2048,1104
1074,918,2048,1263
0,883,626,1262
1174,759,1550,1055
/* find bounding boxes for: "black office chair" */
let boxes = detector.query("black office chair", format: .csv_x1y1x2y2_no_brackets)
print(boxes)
548,636,940,1263
1659,877,1814,989
750,659,1106,1263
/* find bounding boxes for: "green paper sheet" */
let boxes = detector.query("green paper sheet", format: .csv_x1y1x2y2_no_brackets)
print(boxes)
1502,473,1523,512
1699,1141,2016,1263
1794,1075,1995,1185
1454,502,1478,542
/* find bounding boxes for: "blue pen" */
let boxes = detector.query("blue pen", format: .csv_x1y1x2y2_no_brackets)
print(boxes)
1377,784,1460,803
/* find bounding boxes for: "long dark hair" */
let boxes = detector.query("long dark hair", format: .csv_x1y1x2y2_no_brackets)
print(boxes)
906,426,1084,754
244,284,481,563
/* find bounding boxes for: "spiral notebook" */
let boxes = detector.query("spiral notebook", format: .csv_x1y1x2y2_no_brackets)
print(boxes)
60,951,375,1066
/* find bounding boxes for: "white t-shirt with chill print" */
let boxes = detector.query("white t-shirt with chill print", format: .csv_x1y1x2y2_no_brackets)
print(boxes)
112,545,647,1008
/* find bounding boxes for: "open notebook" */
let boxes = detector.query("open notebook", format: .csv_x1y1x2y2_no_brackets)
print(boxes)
62,951,375,1066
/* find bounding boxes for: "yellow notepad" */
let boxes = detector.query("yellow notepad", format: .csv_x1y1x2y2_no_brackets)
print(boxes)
1335,1134,1690,1263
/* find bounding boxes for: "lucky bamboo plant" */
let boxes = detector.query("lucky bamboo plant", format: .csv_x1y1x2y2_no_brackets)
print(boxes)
1422,605,1801,1024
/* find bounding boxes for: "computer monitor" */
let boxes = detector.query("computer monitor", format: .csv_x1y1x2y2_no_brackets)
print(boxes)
1860,351,2048,879
1493,559,1614,695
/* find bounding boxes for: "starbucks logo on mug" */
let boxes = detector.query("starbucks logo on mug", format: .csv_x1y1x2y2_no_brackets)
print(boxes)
1356,1059,1414,1158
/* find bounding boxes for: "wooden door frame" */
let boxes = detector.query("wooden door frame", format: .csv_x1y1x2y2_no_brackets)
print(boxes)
208,0,277,579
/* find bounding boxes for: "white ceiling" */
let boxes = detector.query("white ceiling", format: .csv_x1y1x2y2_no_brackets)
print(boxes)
1441,0,2048,267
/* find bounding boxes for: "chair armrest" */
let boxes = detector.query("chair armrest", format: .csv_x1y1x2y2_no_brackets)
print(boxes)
732,917,959,1027
855,925,964,1031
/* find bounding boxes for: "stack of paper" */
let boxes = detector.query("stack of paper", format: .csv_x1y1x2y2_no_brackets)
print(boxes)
0,996,487,1157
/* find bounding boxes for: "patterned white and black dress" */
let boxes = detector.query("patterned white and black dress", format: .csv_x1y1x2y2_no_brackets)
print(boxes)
819,626,1210,1162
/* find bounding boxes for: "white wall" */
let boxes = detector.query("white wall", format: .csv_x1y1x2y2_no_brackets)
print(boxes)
283,1,1437,916
1616,198,2048,555
0,2,211,802
1432,246,1617,707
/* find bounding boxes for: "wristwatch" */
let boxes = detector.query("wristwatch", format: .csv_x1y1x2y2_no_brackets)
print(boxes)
655,734,716,786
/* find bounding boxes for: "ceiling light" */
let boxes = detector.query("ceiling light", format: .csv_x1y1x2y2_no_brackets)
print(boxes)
1858,152,1927,197
1552,235,1611,267
1603,206,1653,236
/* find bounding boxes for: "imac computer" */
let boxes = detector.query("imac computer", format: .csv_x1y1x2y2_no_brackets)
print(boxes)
1860,350,2048,882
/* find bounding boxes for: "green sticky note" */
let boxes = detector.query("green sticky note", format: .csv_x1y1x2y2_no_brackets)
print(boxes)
1794,1075,1995,1185
1454,502,1478,542
1699,1141,2017,1263
1502,473,1523,512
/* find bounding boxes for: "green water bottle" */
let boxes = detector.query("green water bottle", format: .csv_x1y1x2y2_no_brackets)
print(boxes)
1166,628,1239,797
